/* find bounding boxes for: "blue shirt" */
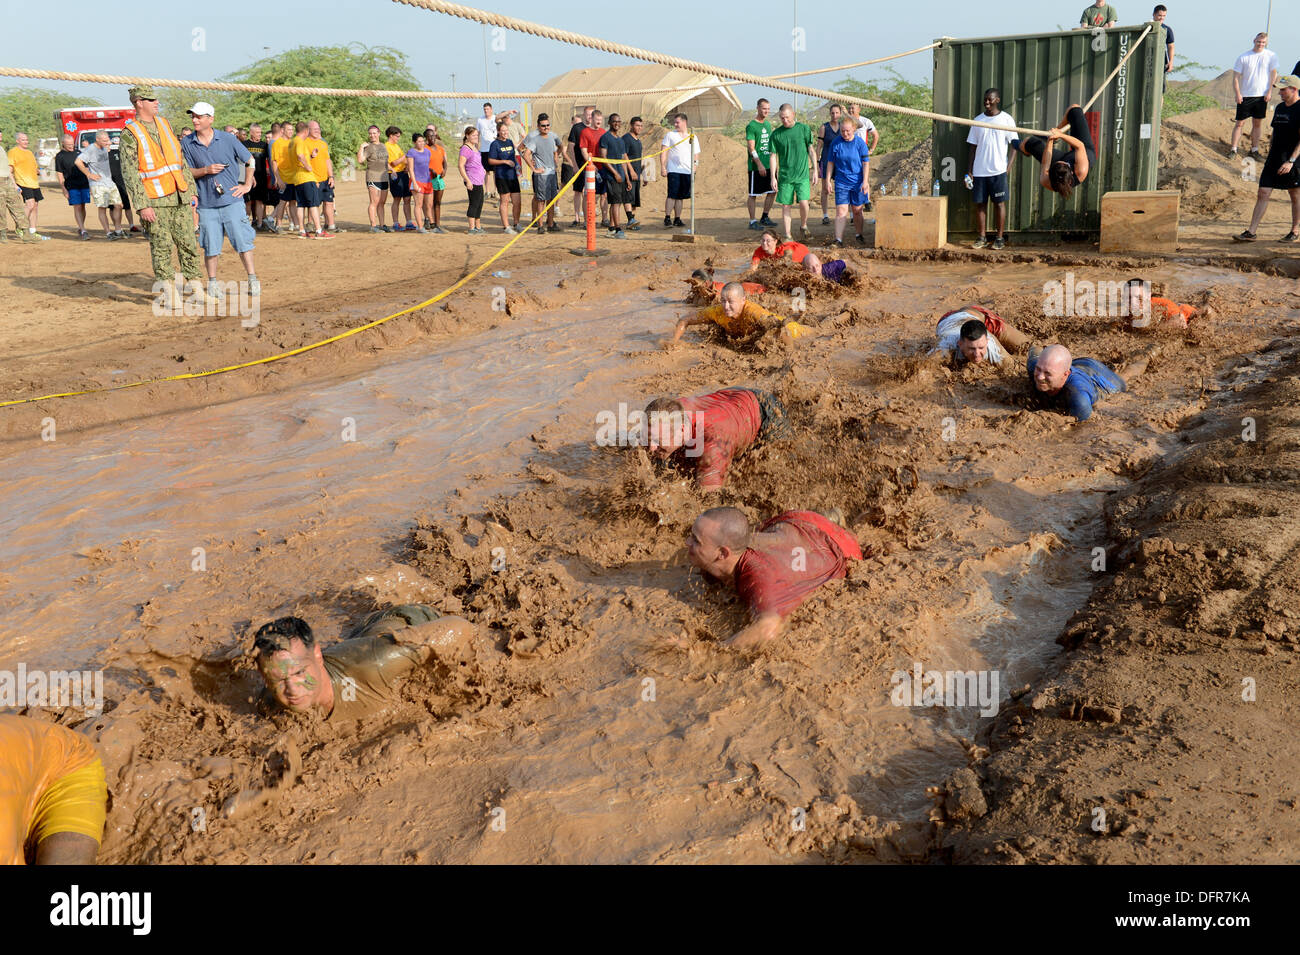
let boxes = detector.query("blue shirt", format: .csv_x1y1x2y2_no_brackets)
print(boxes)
1027,356,1125,421
598,130,628,182
181,130,252,209
487,139,517,181
826,135,870,184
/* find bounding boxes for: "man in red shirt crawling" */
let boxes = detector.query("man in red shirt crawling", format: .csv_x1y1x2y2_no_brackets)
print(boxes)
645,387,790,490
686,506,863,648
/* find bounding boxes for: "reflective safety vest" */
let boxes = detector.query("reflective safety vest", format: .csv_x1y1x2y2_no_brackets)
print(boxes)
124,116,188,199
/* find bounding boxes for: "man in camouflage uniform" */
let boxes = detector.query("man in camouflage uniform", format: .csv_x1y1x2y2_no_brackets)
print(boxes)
0,128,35,242
118,86,204,300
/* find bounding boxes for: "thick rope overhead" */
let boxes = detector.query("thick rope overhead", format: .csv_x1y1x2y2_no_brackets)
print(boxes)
394,0,1059,136
0,44,939,103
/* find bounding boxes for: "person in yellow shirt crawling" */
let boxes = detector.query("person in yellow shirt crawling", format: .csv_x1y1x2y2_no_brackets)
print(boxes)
670,281,809,348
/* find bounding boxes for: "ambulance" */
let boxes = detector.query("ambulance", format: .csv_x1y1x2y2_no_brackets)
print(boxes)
52,106,137,151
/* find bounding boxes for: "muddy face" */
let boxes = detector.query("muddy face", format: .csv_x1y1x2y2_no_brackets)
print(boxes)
721,293,746,319
686,518,728,581
647,410,687,457
958,334,989,364
259,642,328,714
760,234,778,255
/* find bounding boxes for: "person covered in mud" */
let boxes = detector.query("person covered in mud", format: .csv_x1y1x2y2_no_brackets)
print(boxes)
671,281,807,347
931,304,1030,366
1026,343,1154,421
685,506,863,649
254,604,477,722
644,388,790,491
1,714,108,864
801,252,855,284
750,228,810,269
1123,278,1213,330
685,267,765,304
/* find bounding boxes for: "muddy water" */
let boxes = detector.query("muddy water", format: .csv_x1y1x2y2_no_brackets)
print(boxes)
0,292,687,670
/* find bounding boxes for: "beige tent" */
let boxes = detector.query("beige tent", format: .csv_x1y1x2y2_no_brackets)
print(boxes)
531,65,743,129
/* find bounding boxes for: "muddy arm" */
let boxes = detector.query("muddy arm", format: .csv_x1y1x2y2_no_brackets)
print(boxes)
725,612,783,649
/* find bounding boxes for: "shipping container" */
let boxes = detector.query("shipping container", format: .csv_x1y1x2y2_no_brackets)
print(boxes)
931,22,1165,237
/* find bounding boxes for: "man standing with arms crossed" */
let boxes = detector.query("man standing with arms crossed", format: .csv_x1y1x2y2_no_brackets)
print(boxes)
119,86,204,304
768,104,818,242
746,98,776,231
76,130,126,239
1231,33,1279,160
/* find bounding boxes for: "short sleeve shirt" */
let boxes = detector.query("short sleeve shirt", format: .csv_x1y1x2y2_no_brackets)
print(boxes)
578,126,604,162
751,240,810,269
621,133,643,173
662,130,700,174
319,605,442,723
934,309,1007,365
745,119,773,172
1267,99,1300,165
826,135,870,183
1234,49,1280,97
475,116,498,148
770,122,813,182
821,259,849,284
55,150,89,190
698,300,779,338
522,131,562,173
1026,356,1125,421
1080,3,1118,26
966,111,1017,177
360,141,388,180
672,389,764,488
488,139,517,180
598,130,628,179
734,511,862,617
7,148,39,189
180,129,252,208
76,144,114,186
305,138,331,182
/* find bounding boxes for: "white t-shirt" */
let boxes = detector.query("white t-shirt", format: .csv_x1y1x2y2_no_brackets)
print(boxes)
853,116,876,143
1234,49,1280,98
475,115,498,148
933,310,1006,365
966,111,1017,177
662,130,700,174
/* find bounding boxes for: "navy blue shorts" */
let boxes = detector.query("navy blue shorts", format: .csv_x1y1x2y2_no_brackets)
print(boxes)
971,173,1008,204
667,171,691,200
294,180,321,208
318,181,335,203
390,171,412,199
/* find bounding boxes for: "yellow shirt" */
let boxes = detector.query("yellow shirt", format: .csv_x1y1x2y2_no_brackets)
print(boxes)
306,137,331,182
285,135,313,186
699,301,779,337
7,147,39,189
385,140,406,173
270,137,292,183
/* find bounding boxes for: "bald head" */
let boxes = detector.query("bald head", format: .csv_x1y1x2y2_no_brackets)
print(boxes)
803,253,823,277
687,507,753,580
1033,344,1073,394
720,281,748,319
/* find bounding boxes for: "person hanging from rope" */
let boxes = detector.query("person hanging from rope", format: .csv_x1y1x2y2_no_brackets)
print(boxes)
1010,103,1096,199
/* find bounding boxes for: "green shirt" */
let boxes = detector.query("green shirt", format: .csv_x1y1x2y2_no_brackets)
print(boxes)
118,119,197,211
1079,3,1117,26
770,122,813,183
744,118,773,173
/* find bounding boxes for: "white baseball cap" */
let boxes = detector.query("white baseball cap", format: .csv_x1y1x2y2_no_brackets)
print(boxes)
187,102,216,117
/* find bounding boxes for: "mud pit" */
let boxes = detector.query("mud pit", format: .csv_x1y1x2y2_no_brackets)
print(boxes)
6,245,1297,864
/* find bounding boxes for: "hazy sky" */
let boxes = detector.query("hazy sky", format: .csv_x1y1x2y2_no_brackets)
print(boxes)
1,0,1291,116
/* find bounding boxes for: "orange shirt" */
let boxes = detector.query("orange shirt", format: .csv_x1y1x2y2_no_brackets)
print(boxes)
428,144,446,176
1151,297,1196,324
751,241,810,269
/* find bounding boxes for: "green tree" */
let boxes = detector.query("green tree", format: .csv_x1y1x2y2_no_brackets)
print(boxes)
0,87,103,142
825,69,933,155
1163,60,1224,117
215,44,450,158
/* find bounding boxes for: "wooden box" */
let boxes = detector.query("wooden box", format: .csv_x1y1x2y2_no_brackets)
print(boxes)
874,196,948,250
1100,190,1180,253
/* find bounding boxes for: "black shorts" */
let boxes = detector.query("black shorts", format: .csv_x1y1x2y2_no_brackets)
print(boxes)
19,186,42,202
604,176,628,204
1260,154,1300,190
294,181,321,208
667,171,692,200
366,179,389,191
319,181,335,203
494,175,521,195
748,169,774,195
390,171,412,199
560,162,577,186
248,181,269,204
626,180,641,209
112,178,130,210
1237,96,1268,121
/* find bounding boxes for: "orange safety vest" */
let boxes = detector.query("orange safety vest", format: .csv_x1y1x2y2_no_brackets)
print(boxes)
124,116,188,199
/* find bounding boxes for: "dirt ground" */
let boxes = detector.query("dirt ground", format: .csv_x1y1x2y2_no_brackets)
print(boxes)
3,107,1299,864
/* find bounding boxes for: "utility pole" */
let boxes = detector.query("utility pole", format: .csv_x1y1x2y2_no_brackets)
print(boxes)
450,73,456,119
483,25,490,92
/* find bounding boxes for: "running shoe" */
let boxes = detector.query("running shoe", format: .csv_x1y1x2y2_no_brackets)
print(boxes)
316,231,335,239
32,233,50,241
821,215,830,225
972,237,988,249
1232,230,1257,242
612,229,627,239
504,225,517,234
1282,231,1299,242
431,226,446,234
991,237,1005,250
108,231,123,240
864,201,873,212
1248,149,1264,161
370,226,383,233
855,234,866,246
748,220,761,230
627,216,639,228
760,214,775,226
265,220,279,234
79,230,91,241
1227,147,1239,158
248,277,262,297
625,221,640,231
549,221,563,231
416,227,428,234
663,215,672,227
381,225,392,233
800,226,812,241
673,217,685,227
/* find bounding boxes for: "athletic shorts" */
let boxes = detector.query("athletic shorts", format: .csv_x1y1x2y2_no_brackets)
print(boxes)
198,203,256,255
390,171,412,199
294,180,321,208
19,186,43,202
67,187,90,206
748,169,774,196
604,177,628,204
560,162,577,186
1260,154,1300,190
112,178,130,210
833,179,866,207
737,387,791,443
1236,96,1268,121
366,179,389,191
776,178,811,205
248,179,268,204
667,171,692,200
90,182,122,208
971,173,1009,204
318,181,335,203
627,180,641,209
495,175,521,195
533,172,558,202
413,178,433,195
430,174,445,191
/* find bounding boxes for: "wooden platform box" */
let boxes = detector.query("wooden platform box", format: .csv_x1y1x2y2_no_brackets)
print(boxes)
874,196,948,251
1100,190,1180,253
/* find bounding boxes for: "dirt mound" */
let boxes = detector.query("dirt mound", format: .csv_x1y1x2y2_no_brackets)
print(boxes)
873,138,933,197
1157,108,1251,217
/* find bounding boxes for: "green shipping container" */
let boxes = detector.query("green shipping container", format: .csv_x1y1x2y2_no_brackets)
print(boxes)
932,22,1166,237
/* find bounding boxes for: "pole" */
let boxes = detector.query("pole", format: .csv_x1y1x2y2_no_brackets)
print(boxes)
689,133,695,235
1266,0,1272,34
792,0,798,119
570,160,608,256
482,25,490,91
450,73,455,118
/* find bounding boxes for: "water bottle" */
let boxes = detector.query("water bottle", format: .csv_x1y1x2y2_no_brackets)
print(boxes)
963,173,974,190
932,179,940,197
491,270,511,278
879,184,887,197
910,178,918,196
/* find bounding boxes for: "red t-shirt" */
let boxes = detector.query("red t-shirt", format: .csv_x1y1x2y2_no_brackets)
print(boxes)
939,304,1005,338
751,241,811,269
672,389,763,489
734,511,863,617
710,281,766,295
579,127,604,163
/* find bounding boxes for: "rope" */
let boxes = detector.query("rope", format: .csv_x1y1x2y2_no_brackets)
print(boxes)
0,141,684,409
392,0,1058,136
0,44,938,104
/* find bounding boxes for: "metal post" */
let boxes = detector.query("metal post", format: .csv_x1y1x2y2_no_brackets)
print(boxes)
1266,0,1272,34
689,133,695,235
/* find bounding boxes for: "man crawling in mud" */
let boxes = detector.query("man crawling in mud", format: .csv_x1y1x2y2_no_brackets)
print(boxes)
671,281,807,348
1027,343,1155,422
254,604,477,722
684,267,766,305
685,506,862,649
930,304,1031,366
644,387,791,490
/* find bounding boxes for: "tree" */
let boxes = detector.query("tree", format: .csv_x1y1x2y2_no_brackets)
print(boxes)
0,87,103,142
216,44,450,156
824,69,934,155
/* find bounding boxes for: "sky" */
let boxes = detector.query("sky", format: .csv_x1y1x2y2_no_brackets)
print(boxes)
0,0,1292,118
